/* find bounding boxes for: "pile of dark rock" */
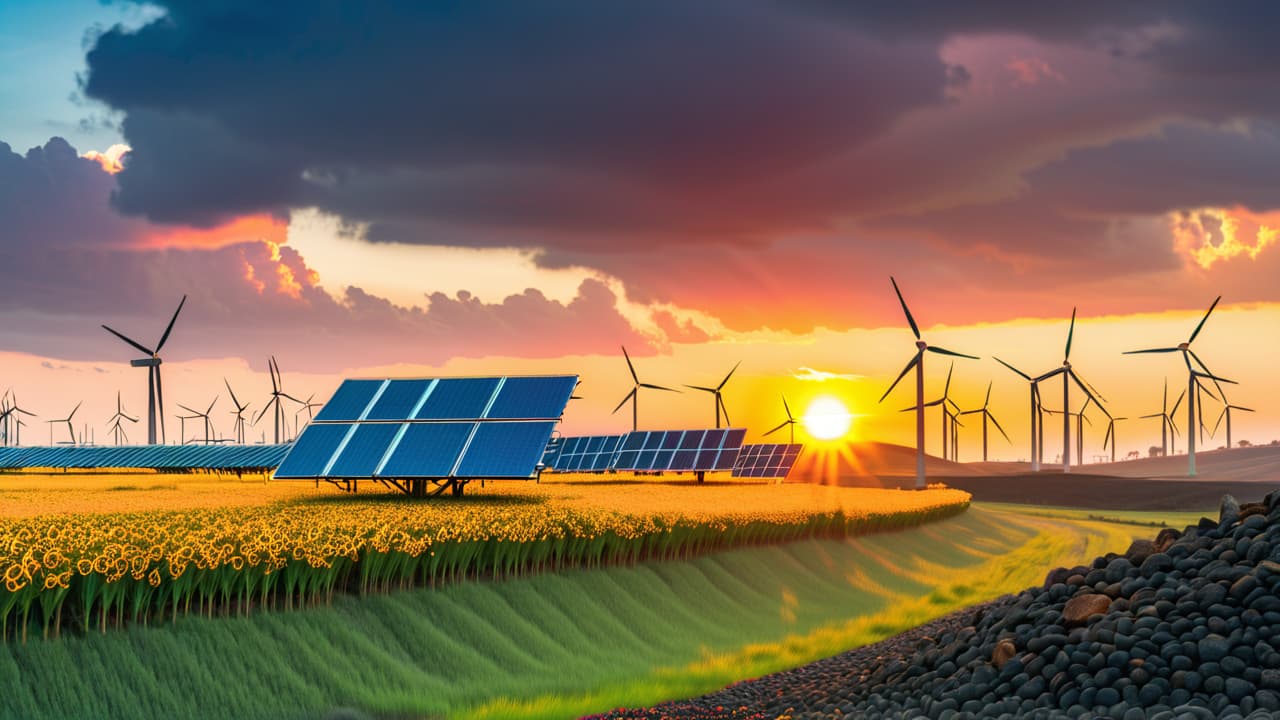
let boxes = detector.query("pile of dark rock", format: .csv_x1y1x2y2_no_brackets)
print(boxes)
597,492,1280,720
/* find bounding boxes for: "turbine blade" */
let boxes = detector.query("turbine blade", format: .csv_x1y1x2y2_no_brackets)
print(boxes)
621,346,638,384
1234,406,1255,413
101,325,154,356
1103,424,1113,450
224,379,241,409
1065,307,1076,360
781,395,793,421
252,397,277,425
943,362,954,395
639,383,679,392
718,395,731,426
984,381,992,408
889,276,921,340
927,346,979,360
177,403,200,415
1070,372,1109,418
993,353,1034,379
1170,389,1185,416
155,295,187,351
957,409,982,415
879,350,922,403
684,385,716,393
989,413,1011,442
717,361,741,390
1123,348,1180,355
764,420,789,436
1188,295,1221,343
1034,367,1066,383
611,389,636,415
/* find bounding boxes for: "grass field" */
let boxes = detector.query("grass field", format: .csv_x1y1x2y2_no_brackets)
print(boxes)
0,503,1156,720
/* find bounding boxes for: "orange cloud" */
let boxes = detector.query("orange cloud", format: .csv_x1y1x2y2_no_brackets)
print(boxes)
1171,207,1280,270
144,213,288,250
81,144,130,174
1006,57,1065,87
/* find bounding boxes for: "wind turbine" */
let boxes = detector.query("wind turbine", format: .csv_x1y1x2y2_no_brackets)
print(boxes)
107,391,139,446
225,379,251,444
1044,397,1095,465
685,361,740,429
1031,309,1108,473
1212,394,1254,451
1,391,35,446
1140,379,1182,457
101,295,187,444
958,381,1010,462
1124,296,1236,476
879,277,978,489
1101,416,1129,464
611,346,679,432
48,402,81,445
295,393,323,432
901,361,962,461
994,359,1043,470
764,395,799,443
178,396,218,445
254,356,304,443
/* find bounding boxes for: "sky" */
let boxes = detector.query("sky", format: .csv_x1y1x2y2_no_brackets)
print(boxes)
1,1,1278,460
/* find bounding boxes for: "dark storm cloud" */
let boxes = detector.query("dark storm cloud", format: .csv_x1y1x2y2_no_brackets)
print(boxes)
0,137,652,369
83,0,948,231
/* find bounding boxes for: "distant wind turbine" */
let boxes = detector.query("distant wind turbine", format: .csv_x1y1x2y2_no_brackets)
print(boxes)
685,361,740,429
1124,296,1236,476
107,391,139,446
958,381,1010,462
611,346,679,432
1032,309,1108,473
225,379,251,444
1102,416,1129,464
254,357,304,443
764,395,798,443
879,277,978,489
100,295,186,445
994,359,1042,470
177,396,218,445
48,402,81,445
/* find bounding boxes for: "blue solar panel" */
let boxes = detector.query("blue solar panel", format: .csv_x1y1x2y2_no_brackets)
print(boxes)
365,379,433,421
732,443,803,478
672,449,697,468
455,421,556,478
414,378,500,420
274,424,354,478
0,444,291,471
615,450,640,468
661,432,682,450
621,433,646,451
314,380,385,422
486,376,577,419
377,422,475,478
327,424,401,477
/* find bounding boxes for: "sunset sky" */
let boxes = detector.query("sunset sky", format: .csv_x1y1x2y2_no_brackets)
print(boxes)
2,1,1278,460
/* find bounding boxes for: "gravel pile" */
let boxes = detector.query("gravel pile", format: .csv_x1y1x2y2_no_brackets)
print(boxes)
595,492,1280,720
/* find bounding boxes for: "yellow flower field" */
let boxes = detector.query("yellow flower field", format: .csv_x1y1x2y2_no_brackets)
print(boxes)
0,471,969,642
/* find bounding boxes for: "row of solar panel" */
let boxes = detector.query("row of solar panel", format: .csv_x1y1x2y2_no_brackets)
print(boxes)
274,421,555,479
0,444,291,470
730,443,804,478
314,376,576,424
544,429,759,473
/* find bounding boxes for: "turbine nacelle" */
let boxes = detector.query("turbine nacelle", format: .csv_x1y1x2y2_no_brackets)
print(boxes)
130,358,162,367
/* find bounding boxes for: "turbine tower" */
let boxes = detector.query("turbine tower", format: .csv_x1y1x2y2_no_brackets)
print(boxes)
225,379,251,444
902,362,962,461
1124,296,1235,476
879,277,978,489
1212,396,1253,451
48,402,81,445
685,361,740,429
177,396,218,445
1,391,36,447
764,395,798,443
611,346,679,432
958,381,1010,462
101,295,187,444
107,391,139,446
994,359,1042,470
254,357,304,443
1031,309,1108,473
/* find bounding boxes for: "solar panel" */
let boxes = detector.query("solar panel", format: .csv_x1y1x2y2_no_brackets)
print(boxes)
377,422,476,478
313,380,385,422
0,444,291,471
414,377,501,420
454,421,557,478
327,424,401,477
732,443,804,478
486,376,577,419
542,433,624,472
365,379,433,421
273,424,354,478
611,428,746,472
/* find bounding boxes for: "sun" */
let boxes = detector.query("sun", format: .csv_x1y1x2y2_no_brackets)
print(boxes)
802,396,853,441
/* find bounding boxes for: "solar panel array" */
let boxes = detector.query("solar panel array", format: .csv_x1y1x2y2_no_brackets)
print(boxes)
546,435,626,472
274,375,577,481
732,443,804,478
543,429,748,473
0,444,290,471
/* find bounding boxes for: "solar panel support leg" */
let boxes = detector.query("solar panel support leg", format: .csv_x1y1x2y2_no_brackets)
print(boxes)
696,471,705,484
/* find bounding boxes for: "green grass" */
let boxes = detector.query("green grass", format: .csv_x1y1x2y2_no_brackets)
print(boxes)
0,506,1147,720
975,501,1210,530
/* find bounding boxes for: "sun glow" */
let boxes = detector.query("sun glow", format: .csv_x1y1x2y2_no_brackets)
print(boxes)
803,396,853,441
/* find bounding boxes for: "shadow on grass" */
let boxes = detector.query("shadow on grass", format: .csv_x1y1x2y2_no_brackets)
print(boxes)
290,489,549,508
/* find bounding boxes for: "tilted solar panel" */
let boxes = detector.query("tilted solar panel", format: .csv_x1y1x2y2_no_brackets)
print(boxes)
313,380,385,422
454,421,557,478
327,424,401,477
610,428,746,472
414,377,501,420
486,376,578,419
365,379,433,421
273,424,354,478
377,422,475,478
731,443,804,478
